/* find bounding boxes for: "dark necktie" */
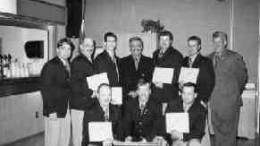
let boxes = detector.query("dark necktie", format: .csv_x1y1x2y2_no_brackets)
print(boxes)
158,50,164,58
189,58,193,68
64,61,70,76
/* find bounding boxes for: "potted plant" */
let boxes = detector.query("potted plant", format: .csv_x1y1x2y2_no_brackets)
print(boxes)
141,19,164,33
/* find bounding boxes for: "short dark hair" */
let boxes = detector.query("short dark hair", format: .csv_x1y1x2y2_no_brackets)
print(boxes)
104,32,117,42
57,38,75,51
129,36,144,49
97,83,111,93
188,35,201,46
212,31,228,42
181,82,197,93
159,30,174,41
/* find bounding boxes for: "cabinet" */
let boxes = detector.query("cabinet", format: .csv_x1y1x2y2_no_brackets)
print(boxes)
0,91,44,145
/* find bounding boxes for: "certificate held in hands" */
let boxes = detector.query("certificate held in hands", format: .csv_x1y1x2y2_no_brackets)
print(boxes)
111,87,123,105
86,72,109,91
178,67,199,84
166,113,189,133
152,67,174,84
88,122,113,142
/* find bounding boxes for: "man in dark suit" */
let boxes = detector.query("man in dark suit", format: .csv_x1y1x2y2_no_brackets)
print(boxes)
165,82,207,146
124,79,161,142
94,32,120,87
40,38,74,146
152,30,183,114
70,37,97,146
120,36,154,101
182,35,215,104
82,83,124,146
209,31,248,146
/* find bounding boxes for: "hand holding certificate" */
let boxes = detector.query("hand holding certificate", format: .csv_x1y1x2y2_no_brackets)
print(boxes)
178,67,199,84
86,72,109,91
111,87,123,105
88,122,113,142
166,113,189,133
152,67,174,84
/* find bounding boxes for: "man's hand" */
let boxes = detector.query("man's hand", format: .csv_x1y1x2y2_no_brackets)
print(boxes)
125,136,133,142
49,112,57,121
103,139,113,146
128,91,138,98
152,136,164,143
154,82,163,88
170,130,183,140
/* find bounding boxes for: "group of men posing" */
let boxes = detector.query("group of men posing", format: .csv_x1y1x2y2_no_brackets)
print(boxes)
41,30,248,146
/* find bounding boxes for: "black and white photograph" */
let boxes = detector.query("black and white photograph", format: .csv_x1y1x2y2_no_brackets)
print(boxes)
0,0,259,146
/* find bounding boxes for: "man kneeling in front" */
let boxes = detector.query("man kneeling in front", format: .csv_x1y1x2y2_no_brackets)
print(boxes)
165,82,207,146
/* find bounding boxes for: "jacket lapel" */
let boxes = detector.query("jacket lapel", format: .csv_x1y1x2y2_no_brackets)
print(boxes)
192,54,202,68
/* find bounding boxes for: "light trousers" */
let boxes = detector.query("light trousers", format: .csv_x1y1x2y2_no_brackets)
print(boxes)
71,109,84,146
44,108,71,146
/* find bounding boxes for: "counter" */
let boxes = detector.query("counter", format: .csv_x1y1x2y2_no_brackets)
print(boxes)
0,77,41,97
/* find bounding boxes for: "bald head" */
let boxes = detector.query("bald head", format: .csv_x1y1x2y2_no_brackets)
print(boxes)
80,37,95,58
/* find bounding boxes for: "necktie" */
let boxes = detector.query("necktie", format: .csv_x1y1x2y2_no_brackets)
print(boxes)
104,111,109,121
189,58,193,68
158,50,164,58
134,58,139,70
213,53,220,68
140,103,145,114
64,61,70,76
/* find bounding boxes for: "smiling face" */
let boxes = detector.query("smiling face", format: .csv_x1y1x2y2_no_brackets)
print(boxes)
105,36,117,52
159,35,172,51
97,85,112,109
213,36,227,53
187,40,200,57
181,86,197,105
130,40,143,59
57,42,72,60
137,83,151,103
80,38,94,59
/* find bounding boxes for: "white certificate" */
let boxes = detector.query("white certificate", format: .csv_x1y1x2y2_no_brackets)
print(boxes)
111,87,123,105
178,67,200,84
152,67,174,84
166,113,189,133
88,122,113,142
86,72,109,91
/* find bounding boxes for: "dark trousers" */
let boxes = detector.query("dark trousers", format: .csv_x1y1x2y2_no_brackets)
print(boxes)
211,108,240,146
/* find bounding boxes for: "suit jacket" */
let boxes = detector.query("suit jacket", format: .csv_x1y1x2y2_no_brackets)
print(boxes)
152,46,183,103
124,97,161,141
40,56,71,118
208,49,248,118
165,99,207,142
70,54,97,111
183,54,215,103
82,100,124,146
94,50,120,86
119,55,154,94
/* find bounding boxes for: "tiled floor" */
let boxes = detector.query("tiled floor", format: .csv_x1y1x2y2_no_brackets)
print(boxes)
1,132,259,146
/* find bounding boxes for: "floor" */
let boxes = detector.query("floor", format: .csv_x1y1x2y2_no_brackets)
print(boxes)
1,133,259,146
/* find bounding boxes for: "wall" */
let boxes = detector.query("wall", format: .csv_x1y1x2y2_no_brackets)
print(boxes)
0,26,48,64
84,0,258,82
84,0,231,56
0,0,17,14
233,0,259,82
